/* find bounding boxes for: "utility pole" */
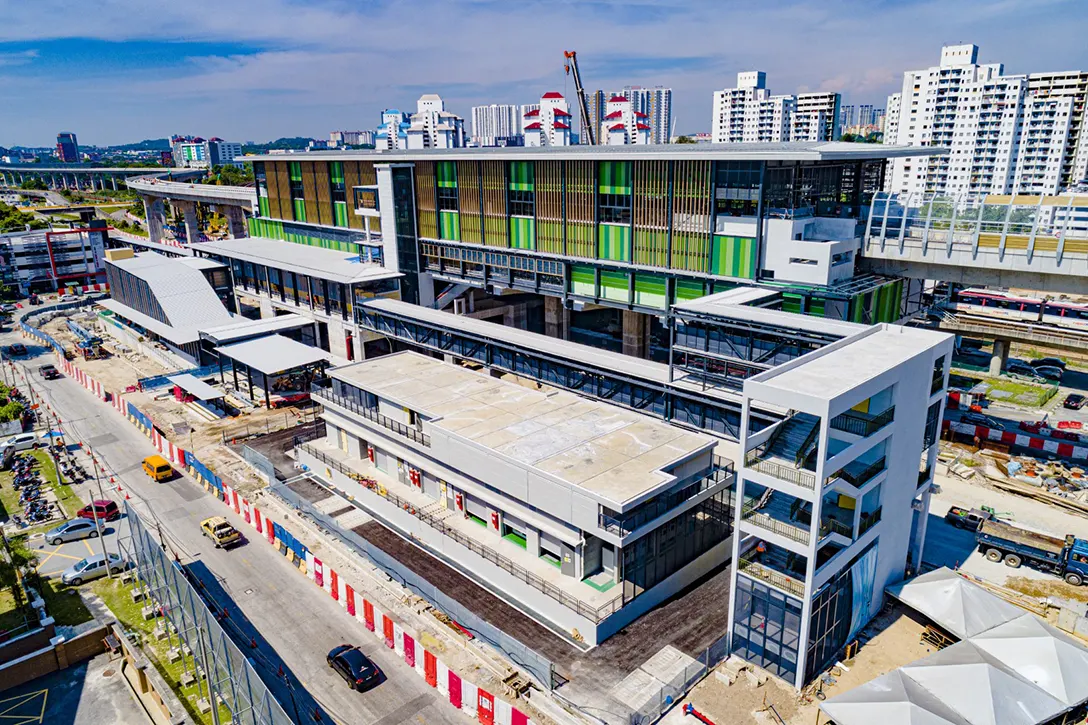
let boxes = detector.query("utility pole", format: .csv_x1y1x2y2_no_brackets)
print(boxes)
88,448,113,578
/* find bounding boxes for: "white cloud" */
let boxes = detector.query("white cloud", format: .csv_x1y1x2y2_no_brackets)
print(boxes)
0,49,38,66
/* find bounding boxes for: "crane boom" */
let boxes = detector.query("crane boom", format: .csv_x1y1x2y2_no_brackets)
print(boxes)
563,50,596,146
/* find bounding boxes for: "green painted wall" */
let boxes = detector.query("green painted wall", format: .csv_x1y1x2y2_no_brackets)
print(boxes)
674,279,706,302
570,265,595,297
437,161,457,188
333,201,349,227
439,210,461,241
509,162,534,191
634,274,667,309
711,235,757,279
248,217,356,253
598,161,632,195
599,270,628,302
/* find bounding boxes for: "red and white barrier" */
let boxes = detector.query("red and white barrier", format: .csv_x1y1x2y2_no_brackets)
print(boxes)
945,420,1088,460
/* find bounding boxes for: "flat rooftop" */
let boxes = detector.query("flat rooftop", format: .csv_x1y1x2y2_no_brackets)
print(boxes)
196,237,400,284
674,288,866,339
328,351,717,508
250,141,946,163
216,334,332,375
753,324,949,399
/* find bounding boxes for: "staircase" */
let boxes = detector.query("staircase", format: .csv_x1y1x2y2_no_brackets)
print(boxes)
431,282,472,310
767,413,820,468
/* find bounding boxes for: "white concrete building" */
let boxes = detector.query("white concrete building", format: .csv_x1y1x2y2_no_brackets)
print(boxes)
523,92,572,147
406,94,465,150
376,110,411,151
689,290,954,689
301,350,734,645
208,138,243,168
884,44,1088,196
329,130,375,147
622,86,672,145
713,73,839,144
471,104,522,147
602,95,651,146
0,226,107,294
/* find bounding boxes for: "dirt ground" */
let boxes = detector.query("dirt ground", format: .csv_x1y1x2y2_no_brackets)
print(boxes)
668,604,937,725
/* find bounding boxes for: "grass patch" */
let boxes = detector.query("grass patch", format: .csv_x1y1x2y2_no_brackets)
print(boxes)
950,369,1059,408
0,587,33,636
92,577,231,725
98,204,133,214
38,577,93,627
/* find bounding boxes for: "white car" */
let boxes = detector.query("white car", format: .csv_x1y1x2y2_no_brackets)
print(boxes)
0,432,40,455
46,519,100,545
60,553,128,585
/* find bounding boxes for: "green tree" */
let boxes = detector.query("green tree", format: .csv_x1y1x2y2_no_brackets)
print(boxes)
672,135,697,144
0,202,47,233
0,533,40,630
204,163,254,186
18,178,47,191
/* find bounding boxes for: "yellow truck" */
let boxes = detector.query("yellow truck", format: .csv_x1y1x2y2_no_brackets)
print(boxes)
200,516,242,548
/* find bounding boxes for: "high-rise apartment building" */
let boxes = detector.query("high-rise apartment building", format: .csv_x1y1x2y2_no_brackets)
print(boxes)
858,104,876,127
406,95,465,150
471,104,522,147
330,130,375,147
376,110,411,151
207,138,243,168
884,44,1088,196
601,95,651,146
586,90,607,144
170,136,243,169
622,86,672,145
523,92,572,147
55,132,79,163
712,73,840,144
840,105,855,134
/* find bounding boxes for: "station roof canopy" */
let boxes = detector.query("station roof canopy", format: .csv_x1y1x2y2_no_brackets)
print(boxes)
166,373,224,401
248,141,948,163
673,288,865,340
216,335,332,376
885,568,1024,640
200,313,312,345
196,237,400,285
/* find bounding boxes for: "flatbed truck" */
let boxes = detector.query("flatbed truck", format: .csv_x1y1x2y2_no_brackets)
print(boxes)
976,519,1088,586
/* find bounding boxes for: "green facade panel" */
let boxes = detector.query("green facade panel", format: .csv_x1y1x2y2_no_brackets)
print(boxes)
674,279,706,302
333,201,349,228
292,199,306,222
437,161,457,188
711,235,758,279
248,217,356,253
570,265,596,297
508,161,534,191
258,196,270,217
598,161,632,195
439,210,461,241
634,274,667,310
782,293,803,314
509,216,535,250
598,224,631,262
599,270,628,303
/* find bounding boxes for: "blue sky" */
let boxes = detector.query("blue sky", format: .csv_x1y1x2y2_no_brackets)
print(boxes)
1,0,1086,146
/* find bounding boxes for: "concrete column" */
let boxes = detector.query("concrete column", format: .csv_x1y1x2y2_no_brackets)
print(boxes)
544,296,569,340
175,199,200,244
912,487,933,574
143,196,166,244
224,205,248,238
502,303,528,330
622,309,651,359
989,338,1009,376
258,295,274,319
111,176,118,191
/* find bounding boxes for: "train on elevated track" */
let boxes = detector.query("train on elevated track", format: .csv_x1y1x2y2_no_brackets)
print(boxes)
944,288,1088,332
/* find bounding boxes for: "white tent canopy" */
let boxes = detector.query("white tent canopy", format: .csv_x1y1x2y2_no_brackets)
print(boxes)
899,642,1068,725
820,669,973,725
885,568,1024,639
971,614,1088,707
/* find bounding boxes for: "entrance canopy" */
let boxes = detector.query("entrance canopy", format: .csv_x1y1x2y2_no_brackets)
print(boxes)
166,373,224,401
215,335,331,376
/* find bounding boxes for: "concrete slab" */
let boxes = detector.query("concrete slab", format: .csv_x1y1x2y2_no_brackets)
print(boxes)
0,653,150,725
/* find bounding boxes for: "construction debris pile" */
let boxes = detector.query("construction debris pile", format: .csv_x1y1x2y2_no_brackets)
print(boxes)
940,446,1088,518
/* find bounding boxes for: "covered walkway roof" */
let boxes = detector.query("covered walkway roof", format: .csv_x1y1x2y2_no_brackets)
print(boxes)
166,373,224,401
200,314,312,345
196,237,401,284
215,335,331,375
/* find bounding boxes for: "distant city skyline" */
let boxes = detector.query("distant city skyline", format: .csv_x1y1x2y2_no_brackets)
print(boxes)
1,0,1085,146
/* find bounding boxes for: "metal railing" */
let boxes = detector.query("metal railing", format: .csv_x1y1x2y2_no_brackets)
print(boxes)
738,558,806,598
819,517,853,540
827,456,886,488
859,507,882,536
830,406,895,438
599,456,734,536
741,504,810,544
744,448,817,490
311,384,431,447
296,443,625,623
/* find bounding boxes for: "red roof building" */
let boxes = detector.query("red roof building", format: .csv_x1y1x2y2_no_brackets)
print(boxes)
553,108,572,117
523,108,540,117
609,124,627,131
603,111,625,120
553,122,570,130
523,122,543,130
541,92,565,99
608,95,628,103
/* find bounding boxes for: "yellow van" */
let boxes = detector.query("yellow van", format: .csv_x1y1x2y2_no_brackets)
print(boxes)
142,455,174,481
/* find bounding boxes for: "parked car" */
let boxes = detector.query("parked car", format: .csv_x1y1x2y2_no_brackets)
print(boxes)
0,303,16,313
327,645,381,691
38,364,61,380
46,518,101,545
3,343,27,357
200,516,242,548
0,432,40,455
1030,357,1067,370
1064,393,1087,410
1006,361,1037,377
60,553,128,586
944,506,995,530
76,499,121,522
961,412,1004,430
1032,365,1064,382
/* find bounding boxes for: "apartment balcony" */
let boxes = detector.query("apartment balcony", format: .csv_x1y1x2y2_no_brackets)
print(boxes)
738,544,806,599
312,382,431,447
829,406,894,438
599,456,734,537
825,456,886,489
739,483,810,545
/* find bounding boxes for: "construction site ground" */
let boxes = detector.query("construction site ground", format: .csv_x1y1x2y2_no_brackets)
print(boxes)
41,314,318,499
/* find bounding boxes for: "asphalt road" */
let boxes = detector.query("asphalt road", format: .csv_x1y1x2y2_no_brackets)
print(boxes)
2,334,463,725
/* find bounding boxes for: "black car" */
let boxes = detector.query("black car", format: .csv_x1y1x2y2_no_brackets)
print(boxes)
38,364,61,380
1064,393,1087,410
4,344,27,357
1030,357,1067,370
327,645,381,691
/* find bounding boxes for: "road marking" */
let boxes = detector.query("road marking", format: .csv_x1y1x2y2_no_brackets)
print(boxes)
0,687,48,724
241,557,252,568
83,539,95,555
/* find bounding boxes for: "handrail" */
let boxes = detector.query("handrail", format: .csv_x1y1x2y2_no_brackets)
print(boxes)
795,419,820,467
738,558,806,598
859,507,882,536
312,384,431,447
819,517,853,540
827,456,886,488
600,457,734,536
297,442,625,623
830,406,895,437
744,449,817,490
741,504,810,544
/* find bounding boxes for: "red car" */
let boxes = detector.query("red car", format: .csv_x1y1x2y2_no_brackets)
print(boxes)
77,499,120,522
